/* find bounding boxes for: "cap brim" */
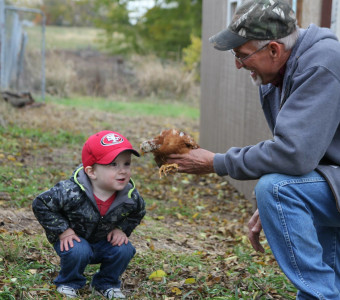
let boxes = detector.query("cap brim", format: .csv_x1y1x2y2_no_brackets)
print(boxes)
209,28,249,51
98,148,140,165
120,149,140,157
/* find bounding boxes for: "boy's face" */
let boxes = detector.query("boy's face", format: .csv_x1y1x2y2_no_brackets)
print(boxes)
90,151,132,193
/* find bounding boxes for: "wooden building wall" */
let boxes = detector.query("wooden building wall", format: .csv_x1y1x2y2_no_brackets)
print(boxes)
199,0,271,201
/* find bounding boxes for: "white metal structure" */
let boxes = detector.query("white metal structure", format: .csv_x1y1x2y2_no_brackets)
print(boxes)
0,0,46,100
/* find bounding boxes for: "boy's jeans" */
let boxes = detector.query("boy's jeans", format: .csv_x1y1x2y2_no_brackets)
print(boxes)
53,238,136,290
255,171,340,300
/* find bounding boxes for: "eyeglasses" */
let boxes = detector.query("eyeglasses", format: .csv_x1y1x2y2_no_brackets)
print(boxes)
230,43,269,65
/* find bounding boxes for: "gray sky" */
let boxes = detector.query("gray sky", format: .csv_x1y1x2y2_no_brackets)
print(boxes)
127,0,155,21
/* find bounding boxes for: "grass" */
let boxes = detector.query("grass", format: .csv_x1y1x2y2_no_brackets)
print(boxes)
49,96,200,120
0,124,86,207
0,124,86,149
0,96,296,298
25,25,103,51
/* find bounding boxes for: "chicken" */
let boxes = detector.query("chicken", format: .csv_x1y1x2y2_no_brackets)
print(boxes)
140,129,200,178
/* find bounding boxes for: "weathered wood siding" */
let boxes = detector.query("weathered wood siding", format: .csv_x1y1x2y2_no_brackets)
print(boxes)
200,0,271,201
301,0,322,28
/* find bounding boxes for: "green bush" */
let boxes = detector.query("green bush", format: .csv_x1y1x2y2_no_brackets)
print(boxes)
183,35,201,82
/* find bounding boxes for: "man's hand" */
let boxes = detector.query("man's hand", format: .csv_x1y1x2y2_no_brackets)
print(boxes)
167,148,215,174
59,228,81,252
248,209,265,253
107,228,128,246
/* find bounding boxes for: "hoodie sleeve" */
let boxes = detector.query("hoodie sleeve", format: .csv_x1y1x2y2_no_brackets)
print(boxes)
214,65,340,180
32,181,72,242
116,189,146,236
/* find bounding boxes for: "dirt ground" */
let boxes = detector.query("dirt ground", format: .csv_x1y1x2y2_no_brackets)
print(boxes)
0,99,253,255
0,176,251,256
0,207,42,235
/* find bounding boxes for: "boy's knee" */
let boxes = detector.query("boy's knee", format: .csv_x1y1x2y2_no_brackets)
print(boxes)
114,242,136,259
58,239,92,261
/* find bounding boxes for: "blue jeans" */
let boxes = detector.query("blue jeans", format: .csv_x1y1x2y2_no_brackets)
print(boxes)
255,172,340,300
53,238,136,290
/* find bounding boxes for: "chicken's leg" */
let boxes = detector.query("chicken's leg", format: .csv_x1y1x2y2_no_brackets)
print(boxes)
159,163,179,178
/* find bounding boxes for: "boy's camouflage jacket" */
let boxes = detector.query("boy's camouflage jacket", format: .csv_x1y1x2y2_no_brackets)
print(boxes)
32,165,146,244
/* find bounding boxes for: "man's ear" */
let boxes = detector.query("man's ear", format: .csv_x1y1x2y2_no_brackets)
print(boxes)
84,165,96,179
268,41,282,59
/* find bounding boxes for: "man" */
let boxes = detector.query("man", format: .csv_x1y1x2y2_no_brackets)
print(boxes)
167,0,340,298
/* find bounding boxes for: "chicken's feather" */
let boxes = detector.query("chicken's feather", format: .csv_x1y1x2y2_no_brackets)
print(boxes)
140,129,199,177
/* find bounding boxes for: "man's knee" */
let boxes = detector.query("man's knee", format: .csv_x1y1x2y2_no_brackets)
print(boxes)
255,174,278,204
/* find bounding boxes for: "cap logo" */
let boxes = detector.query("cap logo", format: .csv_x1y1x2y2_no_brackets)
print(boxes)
101,133,124,146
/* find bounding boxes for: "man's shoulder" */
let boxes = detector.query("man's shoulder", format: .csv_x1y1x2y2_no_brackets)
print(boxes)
297,25,340,64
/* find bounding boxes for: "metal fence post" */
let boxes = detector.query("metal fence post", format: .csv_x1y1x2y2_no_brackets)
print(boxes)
0,0,6,90
41,12,45,101
4,6,46,101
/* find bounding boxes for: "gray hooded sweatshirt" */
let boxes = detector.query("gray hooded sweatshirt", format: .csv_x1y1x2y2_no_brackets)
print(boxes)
213,24,340,209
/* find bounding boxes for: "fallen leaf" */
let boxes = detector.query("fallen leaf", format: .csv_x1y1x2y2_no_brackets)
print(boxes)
148,203,157,211
184,278,196,284
148,242,155,251
176,213,184,220
149,270,166,281
171,287,182,295
7,155,16,161
192,213,199,219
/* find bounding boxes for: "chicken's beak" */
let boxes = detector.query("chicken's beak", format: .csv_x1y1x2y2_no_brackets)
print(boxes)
139,145,145,156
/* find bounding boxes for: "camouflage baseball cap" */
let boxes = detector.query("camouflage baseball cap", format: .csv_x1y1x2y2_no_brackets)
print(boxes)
209,0,297,51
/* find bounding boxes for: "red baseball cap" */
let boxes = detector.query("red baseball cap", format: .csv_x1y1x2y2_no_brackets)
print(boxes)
82,130,140,169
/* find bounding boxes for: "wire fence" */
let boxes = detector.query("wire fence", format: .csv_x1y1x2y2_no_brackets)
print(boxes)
0,0,45,101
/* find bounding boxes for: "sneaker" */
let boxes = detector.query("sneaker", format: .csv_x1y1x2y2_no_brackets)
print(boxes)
57,285,78,298
92,286,126,299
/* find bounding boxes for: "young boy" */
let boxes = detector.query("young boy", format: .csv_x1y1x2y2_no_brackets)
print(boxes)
33,130,146,299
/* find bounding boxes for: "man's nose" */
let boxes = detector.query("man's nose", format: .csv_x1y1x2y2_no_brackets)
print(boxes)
235,59,244,69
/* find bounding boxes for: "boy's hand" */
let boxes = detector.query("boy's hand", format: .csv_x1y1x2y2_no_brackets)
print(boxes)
107,228,128,246
59,228,81,252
